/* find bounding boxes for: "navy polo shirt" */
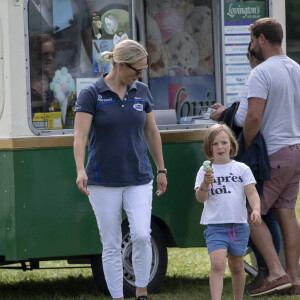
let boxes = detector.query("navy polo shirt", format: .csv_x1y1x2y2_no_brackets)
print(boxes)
75,74,154,187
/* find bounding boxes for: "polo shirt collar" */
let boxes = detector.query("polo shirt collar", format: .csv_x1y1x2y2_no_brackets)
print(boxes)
96,73,138,93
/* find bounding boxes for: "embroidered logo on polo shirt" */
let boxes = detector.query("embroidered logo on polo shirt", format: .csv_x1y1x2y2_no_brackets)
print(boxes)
97,95,113,102
75,104,82,110
133,103,143,111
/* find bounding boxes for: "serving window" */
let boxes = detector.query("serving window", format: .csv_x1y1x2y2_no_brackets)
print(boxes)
26,0,271,134
27,0,131,132
27,0,218,133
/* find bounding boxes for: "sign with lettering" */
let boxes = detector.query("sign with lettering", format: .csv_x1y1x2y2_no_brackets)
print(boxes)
225,2,266,21
223,1,267,106
149,75,216,123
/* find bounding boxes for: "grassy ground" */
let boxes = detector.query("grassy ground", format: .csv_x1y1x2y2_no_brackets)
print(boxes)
0,249,299,300
0,199,299,300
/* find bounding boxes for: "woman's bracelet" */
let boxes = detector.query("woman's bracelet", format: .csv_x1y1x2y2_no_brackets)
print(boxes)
200,186,210,192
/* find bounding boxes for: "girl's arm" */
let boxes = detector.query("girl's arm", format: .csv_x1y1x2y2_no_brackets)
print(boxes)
73,112,93,196
143,111,167,196
195,180,211,203
244,183,261,225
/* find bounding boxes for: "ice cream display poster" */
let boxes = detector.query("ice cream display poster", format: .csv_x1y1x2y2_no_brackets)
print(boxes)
92,40,114,77
149,75,215,122
145,1,214,78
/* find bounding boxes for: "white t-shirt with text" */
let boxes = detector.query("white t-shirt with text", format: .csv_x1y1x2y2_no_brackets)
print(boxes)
194,160,256,225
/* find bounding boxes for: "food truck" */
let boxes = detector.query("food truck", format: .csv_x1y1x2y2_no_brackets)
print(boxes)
0,0,286,296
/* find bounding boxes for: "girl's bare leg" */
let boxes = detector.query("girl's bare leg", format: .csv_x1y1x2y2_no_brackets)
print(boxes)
209,249,227,300
228,254,245,300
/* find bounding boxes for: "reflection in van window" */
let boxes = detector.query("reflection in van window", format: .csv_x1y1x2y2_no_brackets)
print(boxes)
145,0,216,122
28,0,130,131
146,0,214,78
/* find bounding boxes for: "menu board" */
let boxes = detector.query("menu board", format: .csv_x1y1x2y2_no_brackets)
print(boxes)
224,1,267,105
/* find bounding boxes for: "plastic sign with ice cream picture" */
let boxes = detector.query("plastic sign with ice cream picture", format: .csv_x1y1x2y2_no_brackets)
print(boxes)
113,31,128,46
92,40,114,77
103,13,118,35
92,13,102,40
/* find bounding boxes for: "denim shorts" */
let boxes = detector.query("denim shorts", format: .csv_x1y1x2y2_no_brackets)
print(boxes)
204,223,250,256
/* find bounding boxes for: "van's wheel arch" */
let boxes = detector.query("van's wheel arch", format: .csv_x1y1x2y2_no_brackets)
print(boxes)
90,220,168,297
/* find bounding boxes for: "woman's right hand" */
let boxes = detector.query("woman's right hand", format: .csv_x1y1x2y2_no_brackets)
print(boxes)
74,112,93,196
76,170,90,196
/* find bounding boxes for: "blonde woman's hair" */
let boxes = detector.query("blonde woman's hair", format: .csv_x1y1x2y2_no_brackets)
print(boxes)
102,39,148,67
203,124,238,160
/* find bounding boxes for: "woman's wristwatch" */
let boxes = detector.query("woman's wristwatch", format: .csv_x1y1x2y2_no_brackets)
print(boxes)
157,169,167,175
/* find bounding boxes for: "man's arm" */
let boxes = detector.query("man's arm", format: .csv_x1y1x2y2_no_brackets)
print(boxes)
243,97,265,150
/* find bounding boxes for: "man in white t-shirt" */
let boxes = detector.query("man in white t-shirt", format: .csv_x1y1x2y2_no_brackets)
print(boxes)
244,18,300,296
210,43,262,128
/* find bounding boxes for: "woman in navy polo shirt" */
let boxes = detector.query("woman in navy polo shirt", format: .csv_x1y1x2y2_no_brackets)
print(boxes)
73,39,167,300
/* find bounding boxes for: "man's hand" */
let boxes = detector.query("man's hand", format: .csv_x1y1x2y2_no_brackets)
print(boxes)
210,103,226,121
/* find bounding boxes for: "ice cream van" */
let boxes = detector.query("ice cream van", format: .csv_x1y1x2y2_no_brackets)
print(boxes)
0,0,286,296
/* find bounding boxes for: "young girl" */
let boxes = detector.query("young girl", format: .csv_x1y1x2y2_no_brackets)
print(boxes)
195,124,261,300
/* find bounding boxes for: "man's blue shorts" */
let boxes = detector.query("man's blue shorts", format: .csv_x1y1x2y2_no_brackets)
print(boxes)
204,223,249,256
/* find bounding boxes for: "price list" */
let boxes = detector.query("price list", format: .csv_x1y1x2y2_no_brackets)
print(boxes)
223,1,267,105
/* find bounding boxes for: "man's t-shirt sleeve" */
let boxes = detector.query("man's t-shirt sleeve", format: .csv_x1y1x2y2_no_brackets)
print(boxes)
248,67,269,101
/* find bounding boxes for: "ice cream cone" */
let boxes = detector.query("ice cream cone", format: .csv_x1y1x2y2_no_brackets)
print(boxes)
202,160,213,188
59,97,68,126
50,67,75,128
206,170,213,188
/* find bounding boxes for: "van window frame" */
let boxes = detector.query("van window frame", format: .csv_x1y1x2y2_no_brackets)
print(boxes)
24,0,132,136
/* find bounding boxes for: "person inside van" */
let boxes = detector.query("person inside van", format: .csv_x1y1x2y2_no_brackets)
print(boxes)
30,34,56,113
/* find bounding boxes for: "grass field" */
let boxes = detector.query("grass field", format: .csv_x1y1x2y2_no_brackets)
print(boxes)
0,199,299,300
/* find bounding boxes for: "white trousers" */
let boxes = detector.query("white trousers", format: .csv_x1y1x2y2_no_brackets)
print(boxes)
88,182,153,299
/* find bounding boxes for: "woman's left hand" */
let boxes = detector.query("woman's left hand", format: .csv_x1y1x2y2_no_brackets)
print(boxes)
156,173,167,196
